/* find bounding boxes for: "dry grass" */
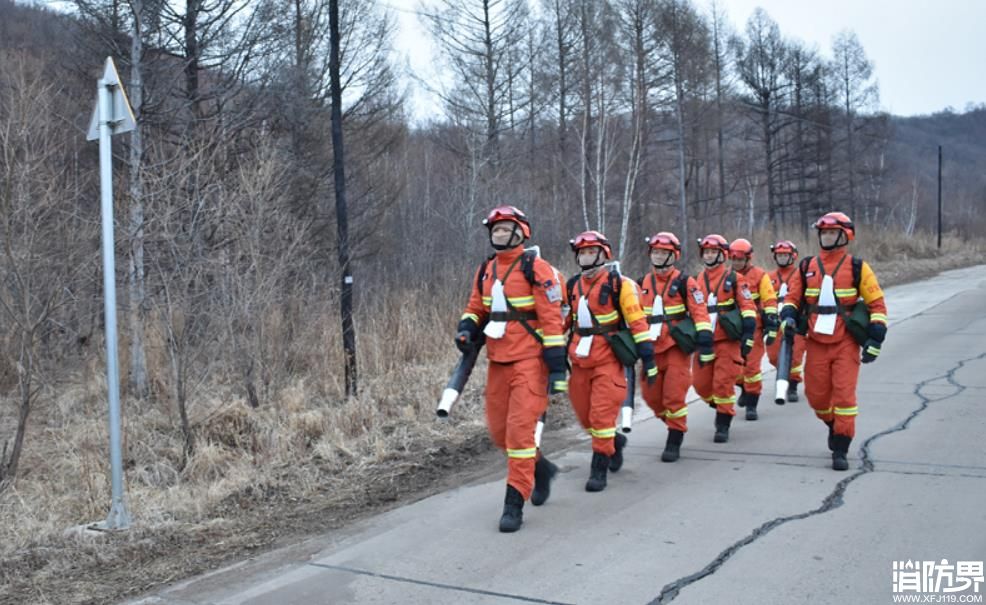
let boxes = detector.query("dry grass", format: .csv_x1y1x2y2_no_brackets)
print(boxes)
0,232,980,604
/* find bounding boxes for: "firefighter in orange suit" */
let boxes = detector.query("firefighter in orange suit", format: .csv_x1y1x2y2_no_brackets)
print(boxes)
766,240,807,403
565,231,655,492
780,212,888,471
728,239,779,421
693,235,758,443
636,232,713,462
456,206,569,532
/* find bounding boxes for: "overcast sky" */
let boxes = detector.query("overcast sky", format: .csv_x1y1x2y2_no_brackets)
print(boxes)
389,0,986,122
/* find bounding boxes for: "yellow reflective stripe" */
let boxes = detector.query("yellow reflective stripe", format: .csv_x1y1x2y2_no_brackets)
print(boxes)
782,301,798,311
632,331,650,343
751,293,760,300
643,306,653,314
719,298,735,306
741,310,757,319
815,407,833,416
595,310,619,323
834,288,858,298
834,406,858,416
664,407,689,419
713,395,736,404
461,313,480,323
743,373,763,383
870,313,888,324
699,353,716,362
762,306,777,314
646,366,658,377
866,346,881,356
665,304,686,313
791,364,804,373
507,448,538,459
542,335,566,347
508,296,536,307
694,322,712,331
805,288,820,296
482,296,492,304
589,427,617,439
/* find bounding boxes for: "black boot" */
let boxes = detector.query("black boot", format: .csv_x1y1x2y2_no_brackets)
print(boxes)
826,421,835,452
609,433,627,472
743,393,760,421
713,412,732,443
499,485,525,532
831,435,851,471
585,452,609,492
662,429,684,462
530,456,558,506
786,381,800,403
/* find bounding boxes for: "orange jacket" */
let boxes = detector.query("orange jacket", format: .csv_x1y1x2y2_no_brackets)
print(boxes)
737,264,778,328
460,246,567,363
695,264,758,342
565,270,650,368
637,268,713,354
769,265,799,307
782,249,888,345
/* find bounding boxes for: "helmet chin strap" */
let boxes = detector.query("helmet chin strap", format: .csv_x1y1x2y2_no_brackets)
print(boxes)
490,223,523,251
703,250,724,267
578,248,605,271
818,231,848,251
652,253,675,270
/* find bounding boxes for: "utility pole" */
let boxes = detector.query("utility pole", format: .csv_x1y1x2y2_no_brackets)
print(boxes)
937,145,943,249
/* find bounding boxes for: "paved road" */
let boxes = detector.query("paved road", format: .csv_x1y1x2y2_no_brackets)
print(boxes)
131,265,986,605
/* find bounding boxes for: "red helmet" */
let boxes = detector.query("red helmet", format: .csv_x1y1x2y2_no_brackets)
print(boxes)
813,211,854,242
728,238,754,260
769,240,799,259
570,230,613,259
697,234,729,252
646,231,681,259
483,205,531,240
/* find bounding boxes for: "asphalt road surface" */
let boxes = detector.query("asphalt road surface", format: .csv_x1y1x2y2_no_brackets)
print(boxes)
130,265,986,605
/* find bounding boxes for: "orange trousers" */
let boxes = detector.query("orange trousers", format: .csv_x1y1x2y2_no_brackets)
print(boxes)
485,356,549,500
804,336,860,438
641,347,691,432
693,340,742,416
569,359,626,456
767,332,807,383
738,327,766,395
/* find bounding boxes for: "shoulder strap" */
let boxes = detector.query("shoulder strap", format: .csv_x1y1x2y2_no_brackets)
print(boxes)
520,250,538,286
799,256,814,311
604,268,628,327
673,271,688,301
852,256,863,290
566,274,580,305
476,254,494,295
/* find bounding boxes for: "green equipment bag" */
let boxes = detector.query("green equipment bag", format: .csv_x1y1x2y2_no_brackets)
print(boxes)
719,307,743,341
669,317,698,354
605,329,640,367
845,302,871,347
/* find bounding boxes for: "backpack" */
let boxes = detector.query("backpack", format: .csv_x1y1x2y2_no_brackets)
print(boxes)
797,255,868,344
476,249,563,345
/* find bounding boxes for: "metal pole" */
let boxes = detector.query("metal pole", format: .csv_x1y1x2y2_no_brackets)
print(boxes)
937,145,943,249
99,77,130,530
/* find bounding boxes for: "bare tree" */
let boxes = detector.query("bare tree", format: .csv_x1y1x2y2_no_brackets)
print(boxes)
831,29,877,219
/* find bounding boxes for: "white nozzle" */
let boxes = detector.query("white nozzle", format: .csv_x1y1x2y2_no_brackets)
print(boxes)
774,379,789,405
620,406,633,433
436,388,460,417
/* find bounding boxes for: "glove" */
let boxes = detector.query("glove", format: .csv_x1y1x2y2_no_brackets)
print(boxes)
696,330,715,366
641,355,658,385
455,318,480,353
543,346,569,394
740,317,756,357
867,322,887,344
764,314,779,346
861,339,881,363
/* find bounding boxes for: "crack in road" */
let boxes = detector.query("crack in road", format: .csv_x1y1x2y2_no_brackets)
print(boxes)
648,350,986,605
